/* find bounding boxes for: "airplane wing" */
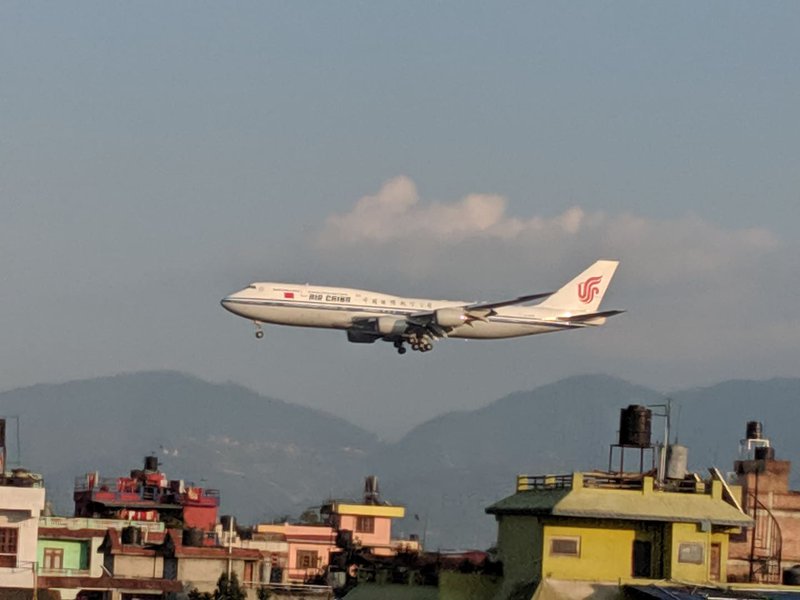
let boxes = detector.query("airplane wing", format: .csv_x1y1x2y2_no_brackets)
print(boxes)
405,291,555,337
465,291,554,312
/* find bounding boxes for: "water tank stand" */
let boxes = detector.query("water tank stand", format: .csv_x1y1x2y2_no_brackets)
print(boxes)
608,444,656,474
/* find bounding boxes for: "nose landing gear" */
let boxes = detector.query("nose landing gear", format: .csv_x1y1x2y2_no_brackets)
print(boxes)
254,323,264,339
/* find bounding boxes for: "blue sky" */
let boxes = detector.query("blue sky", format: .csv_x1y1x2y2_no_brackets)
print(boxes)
1,2,799,437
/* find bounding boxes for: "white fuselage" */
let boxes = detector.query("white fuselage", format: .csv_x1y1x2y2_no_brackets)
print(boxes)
221,282,570,340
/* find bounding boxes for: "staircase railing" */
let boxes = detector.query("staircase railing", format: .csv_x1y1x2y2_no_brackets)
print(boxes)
746,490,782,584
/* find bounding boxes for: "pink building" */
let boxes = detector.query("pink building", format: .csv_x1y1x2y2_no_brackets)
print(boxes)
255,476,418,583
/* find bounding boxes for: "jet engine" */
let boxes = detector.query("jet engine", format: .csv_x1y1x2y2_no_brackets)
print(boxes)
434,308,468,328
346,330,378,344
375,316,407,336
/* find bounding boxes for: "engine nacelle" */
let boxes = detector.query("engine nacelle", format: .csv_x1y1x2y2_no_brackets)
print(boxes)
376,316,407,336
346,330,379,344
434,307,468,328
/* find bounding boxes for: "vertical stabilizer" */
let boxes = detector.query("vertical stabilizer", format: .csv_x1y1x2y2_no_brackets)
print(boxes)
538,260,619,313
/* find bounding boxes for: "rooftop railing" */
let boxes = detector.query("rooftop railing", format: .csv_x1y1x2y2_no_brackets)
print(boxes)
39,516,166,532
516,471,713,494
74,477,220,502
516,474,574,491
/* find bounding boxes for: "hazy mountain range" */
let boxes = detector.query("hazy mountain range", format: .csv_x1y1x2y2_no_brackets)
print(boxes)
1,371,798,548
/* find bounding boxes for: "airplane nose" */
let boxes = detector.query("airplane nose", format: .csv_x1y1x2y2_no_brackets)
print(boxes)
220,297,236,313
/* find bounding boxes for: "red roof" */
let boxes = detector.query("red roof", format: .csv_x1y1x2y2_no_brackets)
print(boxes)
165,530,263,559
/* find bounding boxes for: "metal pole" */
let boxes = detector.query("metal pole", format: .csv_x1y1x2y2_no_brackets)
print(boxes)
227,516,233,580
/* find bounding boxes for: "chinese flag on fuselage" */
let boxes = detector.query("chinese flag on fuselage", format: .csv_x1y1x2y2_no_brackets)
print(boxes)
284,292,295,299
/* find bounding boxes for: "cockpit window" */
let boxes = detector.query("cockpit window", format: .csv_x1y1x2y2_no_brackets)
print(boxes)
247,285,257,289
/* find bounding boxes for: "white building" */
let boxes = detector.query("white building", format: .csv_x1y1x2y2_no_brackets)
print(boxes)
0,472,46,589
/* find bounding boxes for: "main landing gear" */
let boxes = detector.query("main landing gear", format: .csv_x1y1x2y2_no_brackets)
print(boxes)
394,336,434,354
254,322,264,339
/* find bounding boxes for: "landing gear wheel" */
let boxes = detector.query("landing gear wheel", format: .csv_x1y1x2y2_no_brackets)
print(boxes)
397,346,407,355
255,330,264,339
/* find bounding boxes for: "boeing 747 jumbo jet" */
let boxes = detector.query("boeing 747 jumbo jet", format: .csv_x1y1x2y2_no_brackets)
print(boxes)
221,260,622,354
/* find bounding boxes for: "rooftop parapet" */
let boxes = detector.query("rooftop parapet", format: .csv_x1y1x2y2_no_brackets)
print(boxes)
39,516,166,532
1,468,44,488
490,471,748,528
515,471,710,495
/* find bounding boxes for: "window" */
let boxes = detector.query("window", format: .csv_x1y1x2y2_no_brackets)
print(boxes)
296,550,319,569
243,561,255,583
549,536,580,557
355,516,375,534
0,527,18,567
678,542,704,564
43,547,64,570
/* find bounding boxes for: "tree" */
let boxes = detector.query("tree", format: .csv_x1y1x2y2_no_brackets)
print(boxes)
213,571,246,600
257,586,272,600
299,508,320,524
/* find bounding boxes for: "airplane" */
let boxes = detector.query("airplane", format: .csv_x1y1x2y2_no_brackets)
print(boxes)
220,260,622,355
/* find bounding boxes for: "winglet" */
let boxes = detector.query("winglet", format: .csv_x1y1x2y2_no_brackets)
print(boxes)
537,260,619,313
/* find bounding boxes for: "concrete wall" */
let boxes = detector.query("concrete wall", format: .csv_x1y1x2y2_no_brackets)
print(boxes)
37,538,89,571
111,553,164,579
338,514,393,548
668,522,729,583
495,515,542,591
542,522,637,581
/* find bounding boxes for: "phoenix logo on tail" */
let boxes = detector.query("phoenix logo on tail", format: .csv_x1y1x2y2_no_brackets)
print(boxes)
578,275,603,304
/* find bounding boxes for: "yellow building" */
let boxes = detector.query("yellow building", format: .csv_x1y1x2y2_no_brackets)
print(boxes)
486,471,752,595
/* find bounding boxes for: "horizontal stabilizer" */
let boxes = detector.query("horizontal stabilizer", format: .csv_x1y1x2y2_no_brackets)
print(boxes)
558,310,625,323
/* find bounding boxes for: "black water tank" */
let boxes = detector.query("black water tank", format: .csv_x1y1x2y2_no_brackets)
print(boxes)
619,405,652,447
220,515,236,532
755,446,775,460
121,526,142,545
182,528,204,547
746,421,763,440
144,455,159,471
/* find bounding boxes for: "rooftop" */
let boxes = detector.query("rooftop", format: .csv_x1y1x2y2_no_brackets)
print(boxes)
487,471,753,528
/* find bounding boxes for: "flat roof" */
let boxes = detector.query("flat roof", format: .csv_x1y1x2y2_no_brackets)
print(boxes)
487,473,752,527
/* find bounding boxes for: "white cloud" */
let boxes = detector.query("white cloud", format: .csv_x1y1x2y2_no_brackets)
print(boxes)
316,176,779,286
311,176,797,366
317,175,588,245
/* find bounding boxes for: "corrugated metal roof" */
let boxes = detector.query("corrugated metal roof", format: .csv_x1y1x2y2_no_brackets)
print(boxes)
486,489,571,515
553,486,752,526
